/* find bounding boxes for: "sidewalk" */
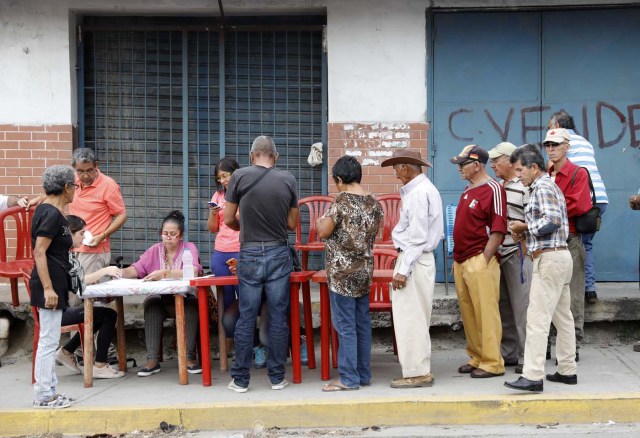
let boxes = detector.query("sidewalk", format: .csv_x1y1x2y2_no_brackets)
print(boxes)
1,343,640,436
1,281,639,436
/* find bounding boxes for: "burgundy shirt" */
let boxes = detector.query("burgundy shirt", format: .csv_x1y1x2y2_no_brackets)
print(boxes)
453,179,507,263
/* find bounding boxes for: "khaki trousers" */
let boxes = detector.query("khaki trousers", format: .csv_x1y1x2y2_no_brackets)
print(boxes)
567,234,586,344
391,251,435,378
522,250,576,381
498,250,532,365
453,253,504,374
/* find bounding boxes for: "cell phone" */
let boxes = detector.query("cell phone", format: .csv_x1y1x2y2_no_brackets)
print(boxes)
226,258,237,267
208,201,220,208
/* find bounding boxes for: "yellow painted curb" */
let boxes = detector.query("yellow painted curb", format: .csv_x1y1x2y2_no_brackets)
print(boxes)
2,393,640,436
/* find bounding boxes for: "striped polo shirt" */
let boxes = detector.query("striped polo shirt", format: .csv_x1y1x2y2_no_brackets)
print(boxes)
499,177,529,257
566,129,608,204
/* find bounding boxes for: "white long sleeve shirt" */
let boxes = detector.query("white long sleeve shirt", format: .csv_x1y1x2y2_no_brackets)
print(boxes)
391,173,444,276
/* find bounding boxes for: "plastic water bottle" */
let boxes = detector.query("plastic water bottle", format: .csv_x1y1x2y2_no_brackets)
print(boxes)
182,247,194,280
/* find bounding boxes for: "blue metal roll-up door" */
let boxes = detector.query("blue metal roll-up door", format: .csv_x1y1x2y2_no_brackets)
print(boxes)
81,21,325,268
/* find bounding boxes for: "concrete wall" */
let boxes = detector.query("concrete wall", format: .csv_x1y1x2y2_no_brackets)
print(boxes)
326,0,427,122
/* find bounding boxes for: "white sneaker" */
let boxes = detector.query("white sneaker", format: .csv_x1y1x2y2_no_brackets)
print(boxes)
93,364,125,379
227,379,248,393
271,379,289,390
55,348,82,374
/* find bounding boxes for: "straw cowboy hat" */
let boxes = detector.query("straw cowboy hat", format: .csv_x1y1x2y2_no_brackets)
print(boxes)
381,149,432,168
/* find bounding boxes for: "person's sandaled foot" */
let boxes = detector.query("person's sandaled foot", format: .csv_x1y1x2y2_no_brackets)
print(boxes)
321,380,359,392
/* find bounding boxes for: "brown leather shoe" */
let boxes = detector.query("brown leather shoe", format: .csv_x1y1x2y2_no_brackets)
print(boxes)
390,374,434,389
470,368,505,378
458,364,477,374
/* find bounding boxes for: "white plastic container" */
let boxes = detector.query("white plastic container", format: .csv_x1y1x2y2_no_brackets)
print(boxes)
182,247,194,280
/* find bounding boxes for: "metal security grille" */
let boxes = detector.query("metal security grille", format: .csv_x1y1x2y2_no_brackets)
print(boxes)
82,23,325,268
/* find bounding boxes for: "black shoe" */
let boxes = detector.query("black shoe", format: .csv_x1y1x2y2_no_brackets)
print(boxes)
585,291,597,304
514,364,523,374
137,364,161,377
546,372,577,385
504,360,519,367
187,364,202,374
504,376,543,392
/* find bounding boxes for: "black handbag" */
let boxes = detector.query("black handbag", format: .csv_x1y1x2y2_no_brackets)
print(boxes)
571,167,601,234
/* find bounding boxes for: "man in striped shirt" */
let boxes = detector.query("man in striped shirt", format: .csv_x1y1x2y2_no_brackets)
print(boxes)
548,111,608,304
450,145,507,379
488,142,532,375
505,144,576,392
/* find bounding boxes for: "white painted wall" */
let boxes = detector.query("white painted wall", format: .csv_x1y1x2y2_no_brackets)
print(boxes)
0,2,75,124
326,0,427,123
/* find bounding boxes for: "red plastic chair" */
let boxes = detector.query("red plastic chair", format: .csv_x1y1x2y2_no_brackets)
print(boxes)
0,206,36,307
370,248,399,355
22,271,85,384
376,194,401,247
295,195,334,270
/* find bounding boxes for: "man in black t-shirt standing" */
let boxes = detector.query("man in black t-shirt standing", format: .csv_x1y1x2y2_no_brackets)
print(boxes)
224,135,299,393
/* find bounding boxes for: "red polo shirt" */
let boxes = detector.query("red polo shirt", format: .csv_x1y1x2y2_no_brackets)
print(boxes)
548,159,592,235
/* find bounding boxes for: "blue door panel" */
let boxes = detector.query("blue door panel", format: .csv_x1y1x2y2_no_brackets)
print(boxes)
432,8,640,281
542,9,640,280
432,11,541,281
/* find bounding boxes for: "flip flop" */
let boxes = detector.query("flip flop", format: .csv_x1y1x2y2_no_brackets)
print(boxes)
321,381,359,392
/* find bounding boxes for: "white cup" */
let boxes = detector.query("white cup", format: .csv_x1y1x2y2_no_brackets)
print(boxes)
82,230,94,246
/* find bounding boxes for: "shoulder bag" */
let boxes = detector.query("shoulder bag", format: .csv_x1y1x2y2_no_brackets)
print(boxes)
571,167,601,234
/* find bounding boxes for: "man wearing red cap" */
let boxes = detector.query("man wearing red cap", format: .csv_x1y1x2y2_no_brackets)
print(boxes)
381,149,443,389
450,145,507,378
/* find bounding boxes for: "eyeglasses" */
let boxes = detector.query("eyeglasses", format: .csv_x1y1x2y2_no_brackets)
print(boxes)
544,142,566,149
75,168,97,176
161,231,180,238
458,161,476,169
216,172,232,182
67,183,79,189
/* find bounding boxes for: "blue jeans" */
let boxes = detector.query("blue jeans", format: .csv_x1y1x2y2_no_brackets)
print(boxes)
211,250,239,309
582,202,607,292
231,245,292,387
329,290,372,388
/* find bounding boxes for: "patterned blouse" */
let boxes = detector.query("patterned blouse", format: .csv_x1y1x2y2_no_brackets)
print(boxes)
324,192,383,298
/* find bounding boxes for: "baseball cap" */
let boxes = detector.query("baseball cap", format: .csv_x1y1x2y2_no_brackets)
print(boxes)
449,144,489,165
488,142,517,159
543,128,571,144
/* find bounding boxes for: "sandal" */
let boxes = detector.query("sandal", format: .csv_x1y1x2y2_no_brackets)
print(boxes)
321,380,359,392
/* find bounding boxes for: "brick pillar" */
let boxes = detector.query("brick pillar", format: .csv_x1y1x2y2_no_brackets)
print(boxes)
0,124,73,199
0,124,72,282
327,122,429,195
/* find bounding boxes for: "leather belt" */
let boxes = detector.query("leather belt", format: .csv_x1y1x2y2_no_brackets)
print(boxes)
241,240,287,249
530,247,568,260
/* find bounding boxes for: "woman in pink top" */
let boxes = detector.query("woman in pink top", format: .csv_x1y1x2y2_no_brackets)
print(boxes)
207,158,241,313
122,210,203,377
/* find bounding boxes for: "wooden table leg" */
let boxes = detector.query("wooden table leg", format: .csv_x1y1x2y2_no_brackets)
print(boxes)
302,280,316,369
83,298,94,388
115,297,126,372
320,284,330,381
217,286,227,373
174,294,188,385
197,286,212,386
290,280,301,384
10,278,20,307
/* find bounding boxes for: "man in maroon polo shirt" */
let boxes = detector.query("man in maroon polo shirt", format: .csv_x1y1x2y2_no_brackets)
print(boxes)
450,145,507,379
544,128,592,360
